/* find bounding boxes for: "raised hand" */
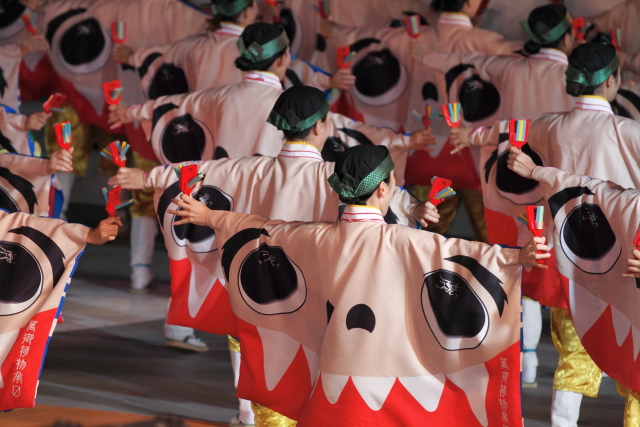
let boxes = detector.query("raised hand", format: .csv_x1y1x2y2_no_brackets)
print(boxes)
409,128,436,152
330,68,356,90
108,104,131,129
449,127,472,154
519,236,551,269
20,34,49,55
86,216,122,244
47,147,74,174
506,146,537,179
108,167,146,189
25,111,51,131
167,193,210,227
413,201,440,228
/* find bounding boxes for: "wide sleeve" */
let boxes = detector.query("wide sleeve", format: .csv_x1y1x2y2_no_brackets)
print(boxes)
418,51,509,85
288,58,332,91
471,29,523,56
330,113,411,169
330,113,410,150
0,110,27,132
469,122,505,147
441,233,522,268
130,43,173,70
142,159,226,189
331,22,401,48
124,92,191,122
206,210,272,236
531,165,565,186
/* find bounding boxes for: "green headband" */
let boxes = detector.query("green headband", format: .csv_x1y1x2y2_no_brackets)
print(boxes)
328,154,395,199
267,101,330,132
520,12,572,45
237,30,289,63
211,0,252,16
565,54,620,87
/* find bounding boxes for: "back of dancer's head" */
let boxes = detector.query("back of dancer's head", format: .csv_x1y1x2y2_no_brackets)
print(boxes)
235,22,289,72
565,42,619,97
268,85,330,141
209,0,254,31
328,145,394,206
521,4,572,55
431,0,466,13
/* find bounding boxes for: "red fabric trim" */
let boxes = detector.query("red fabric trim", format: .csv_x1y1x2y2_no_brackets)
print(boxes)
19,56,158,161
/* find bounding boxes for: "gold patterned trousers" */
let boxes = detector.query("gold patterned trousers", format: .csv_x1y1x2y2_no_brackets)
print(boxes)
251,403,297,427
550,307,602,397
45,106,123,178
406,185,487,242
618,383,640,427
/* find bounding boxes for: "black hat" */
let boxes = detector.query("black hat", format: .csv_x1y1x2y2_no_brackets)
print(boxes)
566,43,619,86
267,85,330,132
328,145,394,198
238,22,289,64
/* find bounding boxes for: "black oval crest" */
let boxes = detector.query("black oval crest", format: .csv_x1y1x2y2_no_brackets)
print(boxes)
563,204,616,260
240,243,298,304
59,18,105,66
458,75,500,122
423,270,485,337
148,64,190,100
161,114,206,163
353,49,401,97
0,241,41,312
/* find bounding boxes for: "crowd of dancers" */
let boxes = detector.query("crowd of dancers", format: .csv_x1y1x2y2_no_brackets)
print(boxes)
1,0,640,426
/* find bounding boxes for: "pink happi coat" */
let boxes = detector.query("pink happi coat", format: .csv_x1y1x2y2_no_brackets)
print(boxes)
15,0,208,161
328,13,522,189
418,49,574,121
130,22,332,100
123,71,414,184
145,143,421,337
477,0,626,41
470,95,640,307
39,0,208,113
307,0,439,71
204,207,523,426
0,210,88,411
281,0,436,66
0,153,51,217
532,166,640,394
420,48,574,306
